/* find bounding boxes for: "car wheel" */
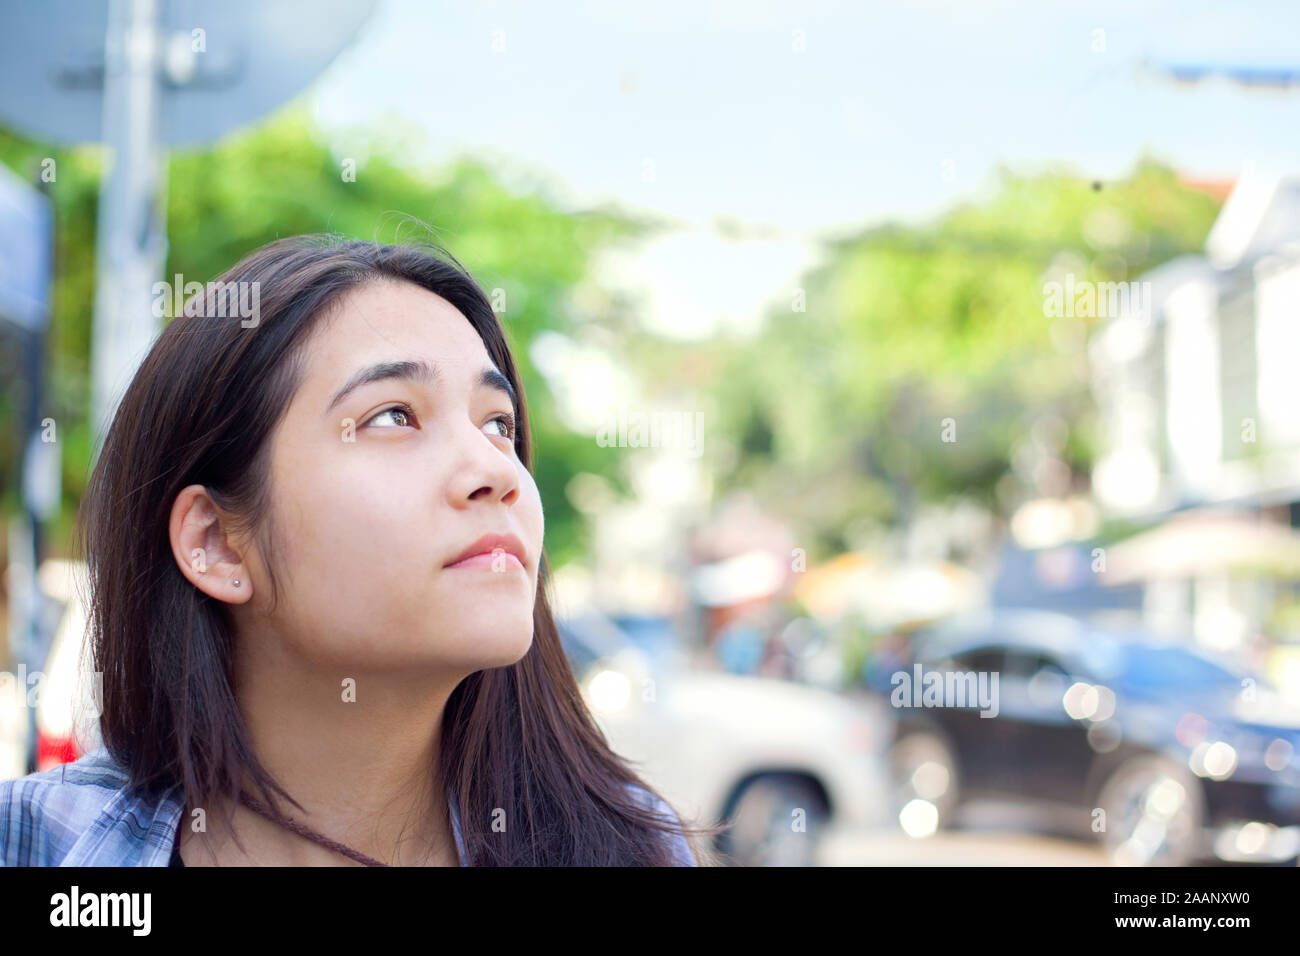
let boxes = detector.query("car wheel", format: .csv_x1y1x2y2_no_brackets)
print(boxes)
889,730,960,834
719,775,828,867
1095,754,1205,866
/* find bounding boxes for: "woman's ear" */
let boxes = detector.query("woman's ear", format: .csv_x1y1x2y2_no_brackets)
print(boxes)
169,484,252,603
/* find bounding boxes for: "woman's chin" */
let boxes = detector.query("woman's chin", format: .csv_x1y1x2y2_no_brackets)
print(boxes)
449,624,535,669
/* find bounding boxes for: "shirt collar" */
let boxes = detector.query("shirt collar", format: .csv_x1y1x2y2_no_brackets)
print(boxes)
59,780,185,867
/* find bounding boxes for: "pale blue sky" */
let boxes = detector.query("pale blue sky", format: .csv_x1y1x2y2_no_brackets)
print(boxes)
303,0,1300,335
311,0,1300,234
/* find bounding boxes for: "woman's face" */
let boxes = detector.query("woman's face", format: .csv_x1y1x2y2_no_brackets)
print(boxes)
236,278,544,675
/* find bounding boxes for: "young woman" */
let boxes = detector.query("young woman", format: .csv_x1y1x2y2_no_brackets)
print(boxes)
1,235,720,866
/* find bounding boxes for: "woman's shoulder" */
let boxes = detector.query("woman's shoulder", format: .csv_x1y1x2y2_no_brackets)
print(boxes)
0,748,181,866
0,749,125,866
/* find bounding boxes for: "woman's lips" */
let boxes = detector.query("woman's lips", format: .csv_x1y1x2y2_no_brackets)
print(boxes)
444,548,525,571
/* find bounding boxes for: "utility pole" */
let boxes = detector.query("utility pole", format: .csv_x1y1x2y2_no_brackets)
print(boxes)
90,0,169,464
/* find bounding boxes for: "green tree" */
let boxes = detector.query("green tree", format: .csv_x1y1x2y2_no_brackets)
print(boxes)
671,160,1223,558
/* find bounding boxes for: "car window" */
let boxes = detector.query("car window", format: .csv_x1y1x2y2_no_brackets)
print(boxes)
949,646,1005,673
1115,645,1258,693
557,615,634,679
1005,651,1067,681
558,626,601,678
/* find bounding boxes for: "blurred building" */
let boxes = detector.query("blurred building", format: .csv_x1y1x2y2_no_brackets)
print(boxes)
1091,171,1300,516
1089,171,1300,662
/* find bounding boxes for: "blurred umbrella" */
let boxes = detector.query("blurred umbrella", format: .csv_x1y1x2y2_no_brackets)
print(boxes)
1102,510,1300,583
791,552,879,621
793,552,982,628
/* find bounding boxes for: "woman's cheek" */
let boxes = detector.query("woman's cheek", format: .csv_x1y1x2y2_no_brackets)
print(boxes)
523,467,544,539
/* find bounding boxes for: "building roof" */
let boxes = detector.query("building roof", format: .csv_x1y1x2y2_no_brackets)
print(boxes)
1206,173,1300,269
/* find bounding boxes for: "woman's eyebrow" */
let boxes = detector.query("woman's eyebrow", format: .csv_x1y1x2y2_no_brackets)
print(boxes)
325,358,516,415
480,366,519,413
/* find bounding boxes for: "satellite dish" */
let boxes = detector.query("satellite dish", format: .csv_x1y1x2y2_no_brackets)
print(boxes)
0,0,378,147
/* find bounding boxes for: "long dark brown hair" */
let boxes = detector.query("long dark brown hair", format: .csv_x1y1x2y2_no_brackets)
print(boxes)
77,234,723,865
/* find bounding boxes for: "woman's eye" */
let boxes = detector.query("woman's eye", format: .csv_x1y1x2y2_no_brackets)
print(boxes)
487,413,517,440
362,405,513,438
366,404,417,428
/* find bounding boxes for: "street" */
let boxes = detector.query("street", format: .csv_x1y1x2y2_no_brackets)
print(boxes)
819,800,1111,866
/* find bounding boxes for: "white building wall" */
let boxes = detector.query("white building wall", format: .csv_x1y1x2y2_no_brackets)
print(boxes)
1255,257,1300,449
1164,279,1222,498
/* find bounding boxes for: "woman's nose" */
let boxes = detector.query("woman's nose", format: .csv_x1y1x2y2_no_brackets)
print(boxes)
445,417,520,507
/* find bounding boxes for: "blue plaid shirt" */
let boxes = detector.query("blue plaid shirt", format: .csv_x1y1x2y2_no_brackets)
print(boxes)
1,747,695,866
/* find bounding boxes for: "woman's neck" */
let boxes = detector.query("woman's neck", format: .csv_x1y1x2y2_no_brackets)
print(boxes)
181,633,468,866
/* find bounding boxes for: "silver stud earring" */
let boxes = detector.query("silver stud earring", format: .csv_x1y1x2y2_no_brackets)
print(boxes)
233,578,241,587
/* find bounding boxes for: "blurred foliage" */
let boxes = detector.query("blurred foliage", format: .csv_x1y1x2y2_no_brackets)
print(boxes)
0,108,657,567
1267,595,1300,640
0,114,1230,579
642,159,1223,559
